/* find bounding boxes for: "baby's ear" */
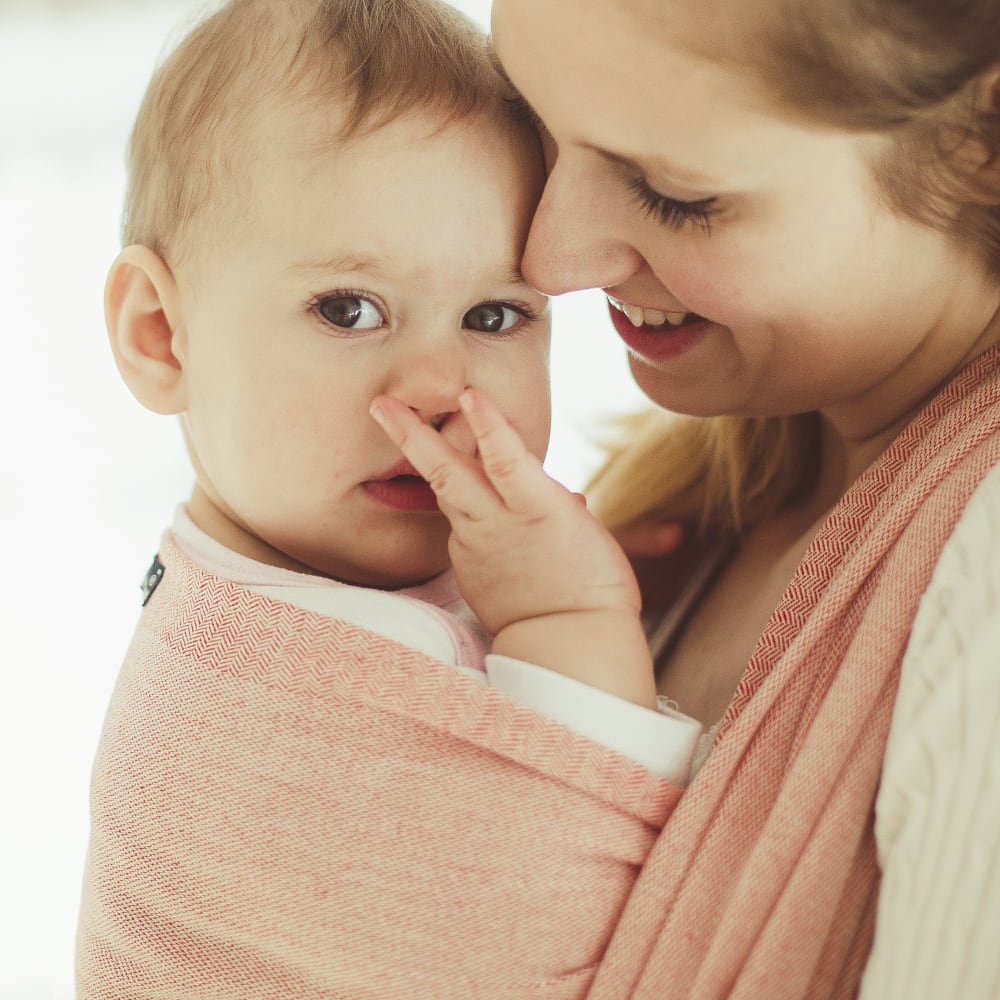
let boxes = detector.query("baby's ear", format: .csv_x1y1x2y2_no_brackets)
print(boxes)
105,244,188,414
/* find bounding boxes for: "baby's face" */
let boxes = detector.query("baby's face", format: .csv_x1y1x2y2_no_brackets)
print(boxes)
174,108,551,588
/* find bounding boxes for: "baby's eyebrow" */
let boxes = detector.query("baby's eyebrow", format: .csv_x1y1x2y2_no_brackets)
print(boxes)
288,254,383,277
289,254,534,292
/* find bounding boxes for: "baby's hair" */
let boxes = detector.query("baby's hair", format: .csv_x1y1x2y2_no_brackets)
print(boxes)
590,0,1000,538
124,0,515,266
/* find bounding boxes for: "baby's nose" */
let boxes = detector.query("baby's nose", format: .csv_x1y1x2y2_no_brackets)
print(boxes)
387,347,468,426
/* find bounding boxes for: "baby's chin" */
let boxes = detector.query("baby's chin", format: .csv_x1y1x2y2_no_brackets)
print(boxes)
339,561,452,592
199,506,451,591
294,547,452,592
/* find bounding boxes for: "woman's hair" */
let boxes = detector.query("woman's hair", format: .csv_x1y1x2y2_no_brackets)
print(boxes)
588,409,820,535
124,0,515,266
589,0,1000,537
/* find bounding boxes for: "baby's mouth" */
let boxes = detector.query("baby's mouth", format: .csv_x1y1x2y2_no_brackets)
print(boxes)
607,295,703,329
363,472,440,512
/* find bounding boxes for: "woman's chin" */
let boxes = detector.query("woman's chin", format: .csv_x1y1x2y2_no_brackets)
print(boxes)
627,354,734,417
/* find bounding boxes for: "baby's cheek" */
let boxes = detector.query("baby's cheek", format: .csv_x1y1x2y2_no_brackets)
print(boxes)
515,402,553,462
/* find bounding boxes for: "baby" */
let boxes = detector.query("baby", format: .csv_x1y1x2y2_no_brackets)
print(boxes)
105,0,550,681
99,0,696,760
77,2,702,994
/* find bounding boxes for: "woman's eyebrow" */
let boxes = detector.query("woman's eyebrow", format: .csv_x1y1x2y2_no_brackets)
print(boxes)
486,41,546,132
592,147,726,190
487,41,532,106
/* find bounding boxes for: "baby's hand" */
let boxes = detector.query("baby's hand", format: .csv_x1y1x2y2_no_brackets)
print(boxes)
370,389,656,708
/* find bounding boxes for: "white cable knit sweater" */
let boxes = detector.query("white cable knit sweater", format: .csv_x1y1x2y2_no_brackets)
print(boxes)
862,461,1000,998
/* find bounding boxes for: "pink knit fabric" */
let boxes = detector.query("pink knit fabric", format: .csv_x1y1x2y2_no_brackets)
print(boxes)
77,346,1000,999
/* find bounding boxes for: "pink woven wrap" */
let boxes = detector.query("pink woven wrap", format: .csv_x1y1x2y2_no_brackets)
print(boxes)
77,346,1000,999
77,534,680,998
591,345,1000,999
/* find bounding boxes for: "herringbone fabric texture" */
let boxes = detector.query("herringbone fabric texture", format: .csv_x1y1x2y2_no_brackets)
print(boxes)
76,535,680,999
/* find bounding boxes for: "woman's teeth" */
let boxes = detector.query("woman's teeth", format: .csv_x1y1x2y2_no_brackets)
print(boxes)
611,298,689,328
642,308,689,328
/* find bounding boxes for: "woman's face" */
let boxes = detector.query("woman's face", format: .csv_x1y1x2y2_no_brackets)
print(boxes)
491,0,1000,440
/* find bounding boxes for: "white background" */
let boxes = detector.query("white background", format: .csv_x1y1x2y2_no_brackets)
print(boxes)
0,1,646,995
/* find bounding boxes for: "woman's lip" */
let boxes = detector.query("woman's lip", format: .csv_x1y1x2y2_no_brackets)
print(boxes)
362,476,440,512
607,300,712,363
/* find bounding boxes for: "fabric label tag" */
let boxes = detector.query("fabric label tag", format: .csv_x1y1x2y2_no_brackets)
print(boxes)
141,554,165,606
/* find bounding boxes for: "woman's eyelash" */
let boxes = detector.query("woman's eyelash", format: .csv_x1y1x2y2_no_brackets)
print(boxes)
626,176,716,233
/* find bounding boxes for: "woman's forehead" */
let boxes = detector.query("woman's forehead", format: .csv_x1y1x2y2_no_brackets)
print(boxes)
491,0,749,88
492,0,756,47
491,0,781,130
492,0,788,97
490,0,854,154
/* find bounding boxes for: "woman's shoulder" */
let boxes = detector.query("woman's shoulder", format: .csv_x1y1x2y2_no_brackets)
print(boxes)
862,461,1000,998
906,457,1000,661
876,456,1000,838
889,458,1000,728
878,453,1000,799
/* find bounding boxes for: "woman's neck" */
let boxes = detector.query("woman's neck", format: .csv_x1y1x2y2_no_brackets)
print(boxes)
819,287,1000,478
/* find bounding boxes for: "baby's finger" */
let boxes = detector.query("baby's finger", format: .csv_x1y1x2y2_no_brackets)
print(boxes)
458,388,563,513
369,395,496,519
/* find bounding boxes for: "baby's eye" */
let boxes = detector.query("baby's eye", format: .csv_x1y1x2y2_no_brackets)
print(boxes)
315,294,383,330
463,302,523,335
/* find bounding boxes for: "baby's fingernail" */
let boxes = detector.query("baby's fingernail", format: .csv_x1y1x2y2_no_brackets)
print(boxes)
369,401,386,424
458,390,474,413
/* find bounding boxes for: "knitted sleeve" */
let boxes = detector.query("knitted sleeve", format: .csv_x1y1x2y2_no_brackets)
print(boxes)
861,462,1000,999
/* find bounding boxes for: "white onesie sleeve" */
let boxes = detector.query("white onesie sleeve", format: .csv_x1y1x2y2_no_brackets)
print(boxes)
487,654,703,784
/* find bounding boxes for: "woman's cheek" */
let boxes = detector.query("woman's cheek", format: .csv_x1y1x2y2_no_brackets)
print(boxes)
670,261,747,327
674,233,781,328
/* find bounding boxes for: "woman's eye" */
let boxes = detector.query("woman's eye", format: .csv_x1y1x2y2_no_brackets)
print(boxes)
626,176,716,233
315,294,382,330
463,302,523,335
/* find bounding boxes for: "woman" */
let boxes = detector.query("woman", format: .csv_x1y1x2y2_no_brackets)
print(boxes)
374,0,1000,996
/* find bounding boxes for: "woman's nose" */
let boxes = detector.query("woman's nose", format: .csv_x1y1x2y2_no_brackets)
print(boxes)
522,156,645,296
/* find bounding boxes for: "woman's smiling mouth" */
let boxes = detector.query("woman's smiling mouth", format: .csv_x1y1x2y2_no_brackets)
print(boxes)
606,296,713,362
607,294,703,330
